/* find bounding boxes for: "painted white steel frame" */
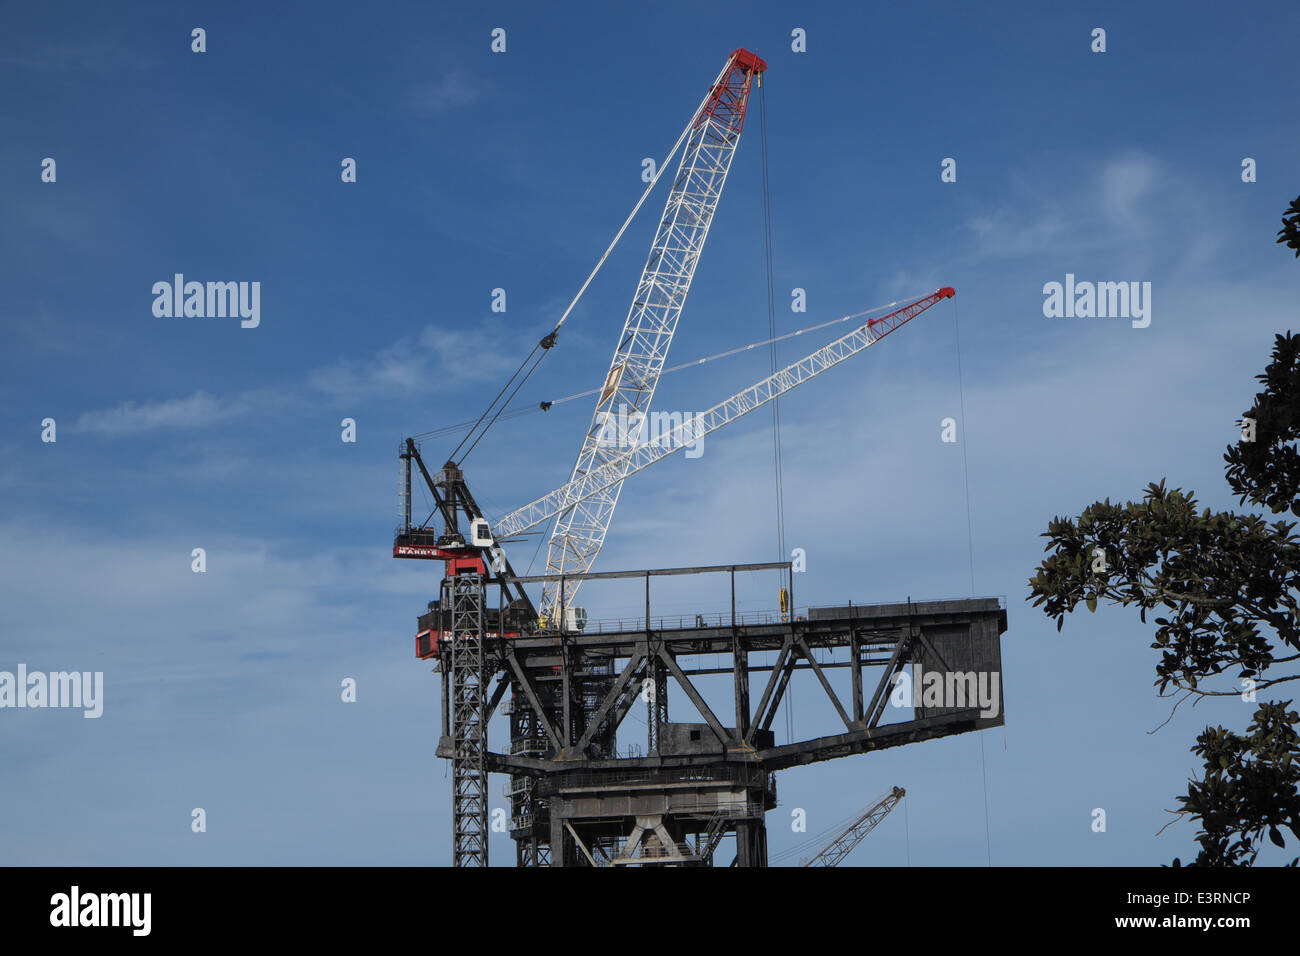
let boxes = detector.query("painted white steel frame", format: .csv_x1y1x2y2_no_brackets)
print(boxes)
539,51,759,620
496,290,950,544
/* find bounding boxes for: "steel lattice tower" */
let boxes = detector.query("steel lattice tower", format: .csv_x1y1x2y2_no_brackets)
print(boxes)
448,571,488,866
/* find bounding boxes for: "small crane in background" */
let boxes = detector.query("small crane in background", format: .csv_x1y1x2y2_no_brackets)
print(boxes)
801,787,906,867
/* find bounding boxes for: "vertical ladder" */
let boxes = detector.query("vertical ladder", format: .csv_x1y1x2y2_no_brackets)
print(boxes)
509,684,552,866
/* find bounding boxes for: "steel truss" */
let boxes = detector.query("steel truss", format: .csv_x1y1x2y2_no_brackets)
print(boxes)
802,786,906,867
448,571,488,866
540,50,766,621
494,288,955,542
428,564,1006,866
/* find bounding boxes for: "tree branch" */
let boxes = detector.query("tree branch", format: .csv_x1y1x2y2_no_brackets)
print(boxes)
1150,690,1196,734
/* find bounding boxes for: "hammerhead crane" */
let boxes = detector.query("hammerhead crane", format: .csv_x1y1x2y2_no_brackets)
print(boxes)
393,48,959,866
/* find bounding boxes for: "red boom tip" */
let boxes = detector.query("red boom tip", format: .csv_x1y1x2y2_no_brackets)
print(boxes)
939,287,956,298
731,48,767,74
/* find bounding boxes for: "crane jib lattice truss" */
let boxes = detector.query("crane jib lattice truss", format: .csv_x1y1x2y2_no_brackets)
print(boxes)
493,288,954,541
539,49,767,622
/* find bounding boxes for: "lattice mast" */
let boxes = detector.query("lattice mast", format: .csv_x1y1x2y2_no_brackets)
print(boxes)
539,49,768,623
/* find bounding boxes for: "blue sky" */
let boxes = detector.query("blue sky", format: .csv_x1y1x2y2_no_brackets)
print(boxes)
2,0,1299,865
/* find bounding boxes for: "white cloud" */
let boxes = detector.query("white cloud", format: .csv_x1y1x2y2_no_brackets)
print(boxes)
963,152,1165,261
71,320,521,436
1100,153,1160,233
74,391,246,435
0,521,443,864
965,205,1071,260
411,72,485,114
306,323,518,400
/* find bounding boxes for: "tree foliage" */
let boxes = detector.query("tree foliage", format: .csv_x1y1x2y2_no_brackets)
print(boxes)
1278,195,1300,257
1225,330,1300,513
1028,197,1300,866
1029,482,1298,696
1177,701,1300,866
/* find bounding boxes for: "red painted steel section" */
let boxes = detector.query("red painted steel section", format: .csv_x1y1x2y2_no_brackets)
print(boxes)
696,49,765,133
865,288,956,342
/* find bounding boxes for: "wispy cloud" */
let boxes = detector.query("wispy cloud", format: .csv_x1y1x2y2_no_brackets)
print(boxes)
964,205,1071,260
0,521,442,864
410,72,486,115
306,323,517,400
1100,153,1160,234
74,391,248,436
72,321,520,436
963,152,1166,260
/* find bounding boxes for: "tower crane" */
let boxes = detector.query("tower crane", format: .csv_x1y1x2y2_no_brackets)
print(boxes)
800,787,906,867
392,48,960,866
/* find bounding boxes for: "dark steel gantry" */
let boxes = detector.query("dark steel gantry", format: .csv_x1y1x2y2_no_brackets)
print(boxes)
396,447,1006,867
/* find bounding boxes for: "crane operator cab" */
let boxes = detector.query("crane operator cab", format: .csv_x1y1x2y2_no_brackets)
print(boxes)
538,605,589,632
469,518,493,548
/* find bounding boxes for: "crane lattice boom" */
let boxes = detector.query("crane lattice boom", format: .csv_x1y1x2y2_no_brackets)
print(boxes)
492,288,954,542
802,787,906,867
540,48,767,620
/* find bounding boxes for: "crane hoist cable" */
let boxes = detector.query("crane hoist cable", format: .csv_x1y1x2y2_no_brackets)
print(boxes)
442,58,734,467
760,75,787,579
447,339,544,463
454,341,548,465
758,78,793,741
